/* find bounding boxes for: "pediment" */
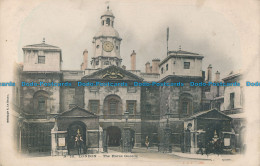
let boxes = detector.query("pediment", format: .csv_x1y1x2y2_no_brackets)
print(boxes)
189,109,232,120
82,65,143,81
59,106,97,118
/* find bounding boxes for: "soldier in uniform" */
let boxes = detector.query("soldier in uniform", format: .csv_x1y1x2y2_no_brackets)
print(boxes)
75,129,83,155
145,136,149,149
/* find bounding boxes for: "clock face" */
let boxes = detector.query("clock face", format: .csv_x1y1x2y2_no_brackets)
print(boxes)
103,41,114,52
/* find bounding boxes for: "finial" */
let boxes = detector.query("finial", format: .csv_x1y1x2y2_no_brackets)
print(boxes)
105,1,110,10
179,45,181,51
42,37,45,44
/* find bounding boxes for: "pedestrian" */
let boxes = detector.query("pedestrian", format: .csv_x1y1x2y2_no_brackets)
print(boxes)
131,137,135,149
145,136,149,149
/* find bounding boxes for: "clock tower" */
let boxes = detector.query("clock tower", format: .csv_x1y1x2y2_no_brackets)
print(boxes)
91,6,122,69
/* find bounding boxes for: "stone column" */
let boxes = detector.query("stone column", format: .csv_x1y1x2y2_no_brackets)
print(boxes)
51,119,58,156
98,126,103,153
102,128,108,153
122,126,132,152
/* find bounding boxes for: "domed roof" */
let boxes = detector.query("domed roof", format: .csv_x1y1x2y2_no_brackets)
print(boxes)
94,26,121,39
101,6,115,18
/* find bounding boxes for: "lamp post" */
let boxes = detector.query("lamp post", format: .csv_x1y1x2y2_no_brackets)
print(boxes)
18,114,24,153
159,112,172,153
124,111,129,125
122,111,131,152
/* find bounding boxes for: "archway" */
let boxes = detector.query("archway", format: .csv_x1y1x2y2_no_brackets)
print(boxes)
67,121,86,155
107,126,121,147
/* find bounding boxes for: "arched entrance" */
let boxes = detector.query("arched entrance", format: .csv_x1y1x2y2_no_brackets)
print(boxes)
67,121,86,155
107,126,121,147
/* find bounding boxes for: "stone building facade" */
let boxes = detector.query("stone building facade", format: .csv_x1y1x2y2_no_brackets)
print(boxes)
14,6,240,155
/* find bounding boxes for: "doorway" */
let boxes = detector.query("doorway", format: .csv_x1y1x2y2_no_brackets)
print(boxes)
107,126,121,147
67,121,86,155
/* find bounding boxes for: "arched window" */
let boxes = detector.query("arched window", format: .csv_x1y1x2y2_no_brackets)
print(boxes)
161,67,164,74
166,64,168,71
33,90,49,113
106,18,110,26
103,95,122,115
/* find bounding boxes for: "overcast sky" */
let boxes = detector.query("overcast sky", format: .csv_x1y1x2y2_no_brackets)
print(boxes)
17,0,259,79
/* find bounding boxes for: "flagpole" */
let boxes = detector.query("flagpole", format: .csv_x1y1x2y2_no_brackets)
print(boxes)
167,27,169,56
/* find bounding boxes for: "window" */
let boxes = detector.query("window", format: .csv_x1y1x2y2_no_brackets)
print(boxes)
106,18,110,26
161,67,164,74
109,100,117,114
96,45,99,48
184,62,190,69
38,97,46,112
33,90,49,113
38,56,45,64
166,64,168,71
116,46,119,50
89,100,99,114
146,104,151,115
104,61,109,65
102,20,104,25
230,93,235,109
127,100,136,114
96,61,99,65
112,21,114,27
182,101,189,114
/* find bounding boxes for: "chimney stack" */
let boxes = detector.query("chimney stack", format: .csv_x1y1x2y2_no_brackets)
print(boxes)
215,71,220,82
152,59,160,74
131,50,136,70
207,64,212,82
145,62,151,73
81,49,88,70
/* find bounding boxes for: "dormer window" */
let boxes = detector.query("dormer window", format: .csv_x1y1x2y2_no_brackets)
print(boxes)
38,56,45,64
104,61,109,65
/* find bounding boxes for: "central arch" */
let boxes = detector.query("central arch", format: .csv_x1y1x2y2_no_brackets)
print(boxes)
107,126,121,147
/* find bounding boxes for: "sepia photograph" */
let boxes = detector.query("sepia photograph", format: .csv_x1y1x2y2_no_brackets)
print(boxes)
0,0,259,166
